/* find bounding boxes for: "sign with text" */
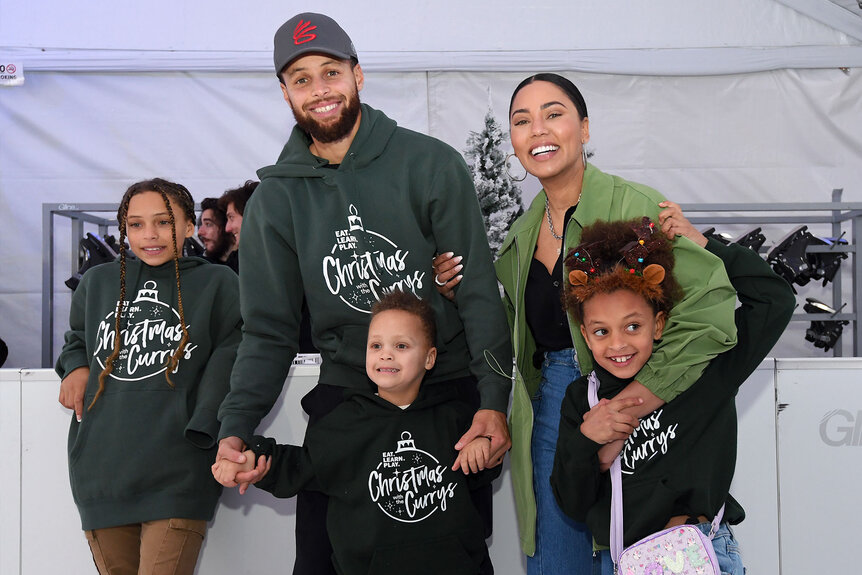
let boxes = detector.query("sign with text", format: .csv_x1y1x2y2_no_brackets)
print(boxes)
0,61,24,86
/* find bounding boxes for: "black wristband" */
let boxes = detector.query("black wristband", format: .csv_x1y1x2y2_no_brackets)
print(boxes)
249,436,273,461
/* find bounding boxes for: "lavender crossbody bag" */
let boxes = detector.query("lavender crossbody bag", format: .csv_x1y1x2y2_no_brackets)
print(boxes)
587,371,724,575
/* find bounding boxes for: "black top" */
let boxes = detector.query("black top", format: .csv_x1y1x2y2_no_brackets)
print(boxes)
524,254,570,354
524,204,578,360
204,250,239,274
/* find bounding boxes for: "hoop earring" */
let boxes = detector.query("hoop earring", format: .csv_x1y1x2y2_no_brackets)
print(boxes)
505,153,527,182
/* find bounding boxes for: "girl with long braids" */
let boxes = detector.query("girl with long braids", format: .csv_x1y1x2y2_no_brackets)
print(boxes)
56,178,242,575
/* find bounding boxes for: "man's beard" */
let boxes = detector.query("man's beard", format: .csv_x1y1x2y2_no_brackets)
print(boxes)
206,231,235,261
291,89,361,144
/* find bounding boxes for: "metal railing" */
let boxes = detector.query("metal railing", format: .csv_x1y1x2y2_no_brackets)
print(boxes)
42,190,862,366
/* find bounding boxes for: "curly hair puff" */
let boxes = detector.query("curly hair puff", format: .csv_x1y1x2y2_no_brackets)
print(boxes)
562,217,683,324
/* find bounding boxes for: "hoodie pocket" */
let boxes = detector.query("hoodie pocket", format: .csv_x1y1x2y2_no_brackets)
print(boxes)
367,535,477,575
68,388,208,504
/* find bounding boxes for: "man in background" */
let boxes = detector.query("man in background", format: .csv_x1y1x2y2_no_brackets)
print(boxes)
198,197,238,272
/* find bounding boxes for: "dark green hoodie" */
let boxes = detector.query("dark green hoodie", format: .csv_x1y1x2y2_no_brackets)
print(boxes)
218,104,512,444
253,384,500,575
56,257,242,530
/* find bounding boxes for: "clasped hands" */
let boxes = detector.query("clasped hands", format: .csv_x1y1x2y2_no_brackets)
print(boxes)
211,436,270,495
579,396,643,472
212,410,511,493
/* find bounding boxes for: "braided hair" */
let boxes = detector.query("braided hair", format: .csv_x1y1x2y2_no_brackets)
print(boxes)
90,178,196,410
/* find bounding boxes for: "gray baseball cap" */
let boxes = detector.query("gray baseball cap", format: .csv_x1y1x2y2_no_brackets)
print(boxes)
274,13,358,78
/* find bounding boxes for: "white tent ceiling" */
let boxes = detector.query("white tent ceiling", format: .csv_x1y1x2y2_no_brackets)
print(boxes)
3,0,862,74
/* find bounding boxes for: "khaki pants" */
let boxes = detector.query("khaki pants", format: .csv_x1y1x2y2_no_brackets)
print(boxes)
85,518,206,575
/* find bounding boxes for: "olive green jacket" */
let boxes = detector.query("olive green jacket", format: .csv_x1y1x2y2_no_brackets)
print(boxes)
494,163,739,555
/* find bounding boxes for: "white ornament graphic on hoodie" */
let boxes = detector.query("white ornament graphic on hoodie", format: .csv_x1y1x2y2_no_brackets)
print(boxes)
367,431,459,523
93,281,197,381
323,204,426,312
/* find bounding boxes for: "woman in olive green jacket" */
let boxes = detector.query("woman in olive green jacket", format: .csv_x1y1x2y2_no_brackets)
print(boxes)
437,74,738,573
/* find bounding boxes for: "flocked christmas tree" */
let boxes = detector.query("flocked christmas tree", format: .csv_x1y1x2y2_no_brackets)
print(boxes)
464,106,524,254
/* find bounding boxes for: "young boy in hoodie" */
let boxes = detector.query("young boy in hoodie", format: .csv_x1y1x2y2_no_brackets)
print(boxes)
213,291,499,575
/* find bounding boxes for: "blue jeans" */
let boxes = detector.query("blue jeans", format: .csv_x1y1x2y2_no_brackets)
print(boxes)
699,522,745,575
528,349,592,575
593,522,745,575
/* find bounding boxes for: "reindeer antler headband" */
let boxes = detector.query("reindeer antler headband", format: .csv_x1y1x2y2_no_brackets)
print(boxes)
566,217,667,304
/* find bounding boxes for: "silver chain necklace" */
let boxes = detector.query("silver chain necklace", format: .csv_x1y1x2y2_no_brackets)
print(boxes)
545,197,564,241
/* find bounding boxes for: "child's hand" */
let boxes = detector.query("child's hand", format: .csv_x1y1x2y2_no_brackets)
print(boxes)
235,454,272,495
452,436,491,475
59,366,89,422
580,397,642,445
658,201,707,248
212,449,255,487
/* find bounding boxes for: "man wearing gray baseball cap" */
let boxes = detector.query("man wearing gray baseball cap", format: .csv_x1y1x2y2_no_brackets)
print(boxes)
215,12,512,575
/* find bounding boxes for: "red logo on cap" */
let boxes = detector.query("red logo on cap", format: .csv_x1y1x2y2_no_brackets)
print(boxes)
294,20,317,45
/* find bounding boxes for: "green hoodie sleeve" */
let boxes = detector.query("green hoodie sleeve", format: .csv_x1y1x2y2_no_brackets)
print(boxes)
185,271,243,449
427,153,513,412
633,235,738,402
217,188,304,444
55,271,92,380
699,239,795,383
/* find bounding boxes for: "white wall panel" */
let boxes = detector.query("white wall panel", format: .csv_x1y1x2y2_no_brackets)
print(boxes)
775,358,862,574
0,369,22,575
2,361,822,574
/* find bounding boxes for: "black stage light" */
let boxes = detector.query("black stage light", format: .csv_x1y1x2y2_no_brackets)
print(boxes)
805,234,848,287
766,226,815,290
733,227,766,252
766,226,848,290
66,233,121,291
803,297,849,352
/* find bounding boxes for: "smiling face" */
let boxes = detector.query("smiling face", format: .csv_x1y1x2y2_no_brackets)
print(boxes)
224,202,243,246
580,289,666,380
366,309,437,406
126,191,194,267
280,54,363,145
509,80,590,187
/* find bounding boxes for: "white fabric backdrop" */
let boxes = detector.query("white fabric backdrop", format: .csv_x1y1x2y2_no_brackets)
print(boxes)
2,67,862,367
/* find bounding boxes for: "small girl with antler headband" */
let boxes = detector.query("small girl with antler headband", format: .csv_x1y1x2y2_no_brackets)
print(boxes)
549,213,795,575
